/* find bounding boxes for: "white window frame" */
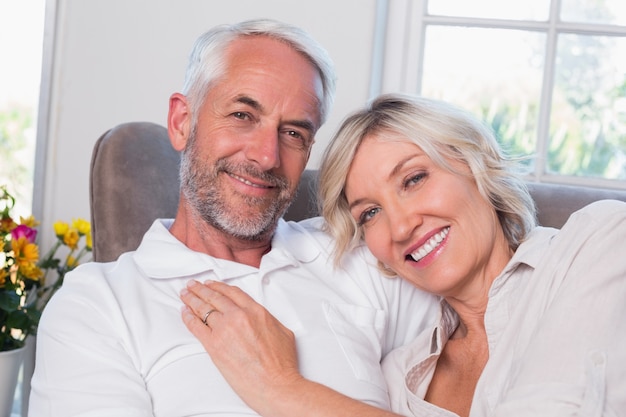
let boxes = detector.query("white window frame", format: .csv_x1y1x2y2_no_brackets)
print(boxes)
377,0,626,189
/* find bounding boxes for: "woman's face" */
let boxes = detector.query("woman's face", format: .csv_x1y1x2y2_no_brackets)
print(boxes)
344,133,512,299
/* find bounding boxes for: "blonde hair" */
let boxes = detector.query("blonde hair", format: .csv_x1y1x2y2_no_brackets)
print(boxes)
319,93,536,265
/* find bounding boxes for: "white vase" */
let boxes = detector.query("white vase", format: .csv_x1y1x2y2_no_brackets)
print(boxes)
20,336,36,417
0,346,25,417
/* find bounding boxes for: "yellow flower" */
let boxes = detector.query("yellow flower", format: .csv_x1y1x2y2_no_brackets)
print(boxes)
72,218,90,236
19,262,43,281
66,255,77,268
53,221,69,238
85,231,93,250
20,215,40,228
63,228,80,249
12,236,39,266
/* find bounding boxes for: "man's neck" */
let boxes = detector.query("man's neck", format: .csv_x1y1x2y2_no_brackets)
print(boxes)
169,207,273,268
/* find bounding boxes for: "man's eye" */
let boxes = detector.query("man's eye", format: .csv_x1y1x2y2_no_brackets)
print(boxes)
281,129,313,150
286,130,303,139
232,112,249,120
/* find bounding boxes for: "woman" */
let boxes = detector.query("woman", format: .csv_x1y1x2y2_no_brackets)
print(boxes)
181,94,626,416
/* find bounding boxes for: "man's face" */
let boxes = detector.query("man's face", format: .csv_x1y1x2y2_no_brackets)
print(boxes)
180,36,323,241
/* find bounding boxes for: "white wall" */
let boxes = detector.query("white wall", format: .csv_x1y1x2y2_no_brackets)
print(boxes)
34,0,380,247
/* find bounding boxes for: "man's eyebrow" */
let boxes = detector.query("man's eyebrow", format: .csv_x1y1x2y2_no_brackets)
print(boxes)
235,95,317,133
286,119,316,134
235,95,262,111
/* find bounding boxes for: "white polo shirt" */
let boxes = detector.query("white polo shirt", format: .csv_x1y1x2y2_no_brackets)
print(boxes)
30,217,439,417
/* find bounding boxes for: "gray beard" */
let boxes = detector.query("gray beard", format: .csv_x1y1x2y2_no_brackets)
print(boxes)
179,136,295,242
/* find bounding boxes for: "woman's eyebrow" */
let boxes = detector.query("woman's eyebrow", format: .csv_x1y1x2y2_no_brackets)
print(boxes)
388,153,422,179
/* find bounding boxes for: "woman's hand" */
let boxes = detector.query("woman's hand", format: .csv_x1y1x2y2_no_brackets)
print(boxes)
180,280,302,410
181,280,400,417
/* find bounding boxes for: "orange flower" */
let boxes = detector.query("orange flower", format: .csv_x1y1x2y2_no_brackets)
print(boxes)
0,268,7,288
63,228,80,249
12,236,39,266
0,216,16,234
19,262,43,281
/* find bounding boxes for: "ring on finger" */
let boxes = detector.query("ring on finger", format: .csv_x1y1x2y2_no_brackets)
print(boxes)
202,309,217,326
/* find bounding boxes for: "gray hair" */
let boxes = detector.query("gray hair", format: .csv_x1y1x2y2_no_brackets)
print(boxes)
319,93,537,265
181,19,336,126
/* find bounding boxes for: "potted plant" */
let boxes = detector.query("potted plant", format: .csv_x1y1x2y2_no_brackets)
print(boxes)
0,185,91,415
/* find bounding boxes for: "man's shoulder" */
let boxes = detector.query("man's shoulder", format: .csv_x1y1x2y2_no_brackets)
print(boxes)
277,216,333,246
283,215,326,231
276,216,369,257
55,251,138,293
277,217,384,273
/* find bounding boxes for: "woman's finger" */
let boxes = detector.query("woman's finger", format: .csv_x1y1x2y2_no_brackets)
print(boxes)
181,280,231,317
181,305,212,336
203,280,258,309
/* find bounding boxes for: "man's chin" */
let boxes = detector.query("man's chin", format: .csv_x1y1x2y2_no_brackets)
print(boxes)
214,206,282,240
219,219,277,242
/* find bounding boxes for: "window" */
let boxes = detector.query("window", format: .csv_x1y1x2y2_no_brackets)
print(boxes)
380,0,626,188
0,0,46,216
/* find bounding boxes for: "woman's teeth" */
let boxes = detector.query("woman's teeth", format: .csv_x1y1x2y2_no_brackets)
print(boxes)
409,227,449,262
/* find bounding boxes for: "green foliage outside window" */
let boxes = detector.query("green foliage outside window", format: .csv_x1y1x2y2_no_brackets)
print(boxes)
0,105,35,215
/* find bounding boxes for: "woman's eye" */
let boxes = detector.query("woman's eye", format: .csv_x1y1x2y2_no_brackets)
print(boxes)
358,207,380,226
405,172,426,188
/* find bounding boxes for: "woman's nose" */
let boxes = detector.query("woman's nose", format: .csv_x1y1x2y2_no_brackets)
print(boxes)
387,203,421,243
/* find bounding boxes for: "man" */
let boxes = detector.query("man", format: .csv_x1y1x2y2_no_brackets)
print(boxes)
29,19,437,416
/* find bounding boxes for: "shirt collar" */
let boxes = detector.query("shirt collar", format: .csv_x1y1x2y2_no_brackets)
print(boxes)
133,218,322,280
489,226,558,294
402,300,458,398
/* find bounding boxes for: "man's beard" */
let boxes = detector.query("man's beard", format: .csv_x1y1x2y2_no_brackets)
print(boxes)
179,134,295,242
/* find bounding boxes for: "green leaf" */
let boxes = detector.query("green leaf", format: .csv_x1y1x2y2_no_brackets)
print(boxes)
6,309,33,331
0,291,20,311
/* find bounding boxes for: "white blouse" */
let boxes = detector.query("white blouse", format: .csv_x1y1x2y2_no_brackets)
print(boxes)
383,200,626,417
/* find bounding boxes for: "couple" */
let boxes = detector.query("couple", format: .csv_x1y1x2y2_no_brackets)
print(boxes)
30,18,626,417
181,95,626,417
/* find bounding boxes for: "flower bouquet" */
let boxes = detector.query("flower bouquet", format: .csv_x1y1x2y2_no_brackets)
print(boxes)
1,185,91,351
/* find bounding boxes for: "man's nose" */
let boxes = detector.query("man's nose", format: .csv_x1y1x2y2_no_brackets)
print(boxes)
244,125,281,170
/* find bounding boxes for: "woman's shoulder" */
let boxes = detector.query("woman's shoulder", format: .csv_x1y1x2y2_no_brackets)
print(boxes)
563,199,626,230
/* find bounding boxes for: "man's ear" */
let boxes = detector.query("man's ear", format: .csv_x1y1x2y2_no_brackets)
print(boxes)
168,93,192,151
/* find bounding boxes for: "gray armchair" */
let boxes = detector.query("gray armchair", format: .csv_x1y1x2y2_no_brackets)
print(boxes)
89,122,180,262
89,122,626,263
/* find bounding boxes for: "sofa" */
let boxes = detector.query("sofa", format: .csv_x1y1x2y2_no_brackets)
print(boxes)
90,122,626,263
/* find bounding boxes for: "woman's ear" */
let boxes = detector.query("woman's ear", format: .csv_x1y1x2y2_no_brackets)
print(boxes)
168,93,191,151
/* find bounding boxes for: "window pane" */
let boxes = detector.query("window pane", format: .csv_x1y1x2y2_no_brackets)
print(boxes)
428,0,550,21
561,0,626,26
549,34,626,180
0,0,45,216
421,26,545,165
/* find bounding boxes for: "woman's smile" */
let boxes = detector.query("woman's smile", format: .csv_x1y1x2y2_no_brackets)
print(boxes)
345,133,512,298
406,226,449,263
